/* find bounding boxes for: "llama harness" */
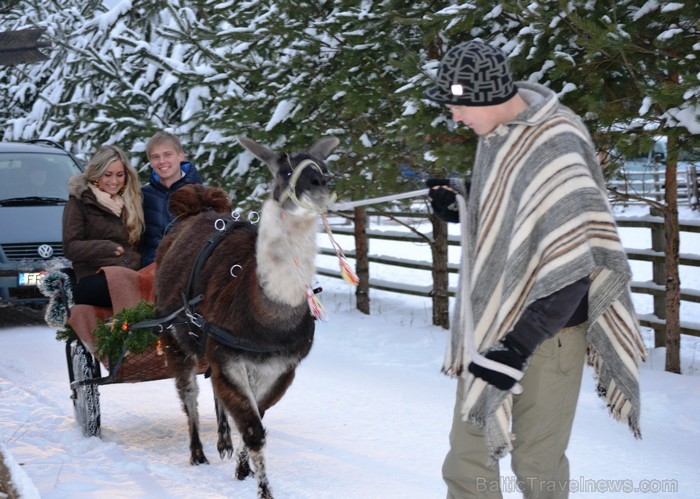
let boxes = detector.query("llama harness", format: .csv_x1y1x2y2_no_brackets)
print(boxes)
134,219,292,354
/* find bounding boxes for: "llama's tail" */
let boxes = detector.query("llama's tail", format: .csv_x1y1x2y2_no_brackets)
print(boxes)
169,184,233,218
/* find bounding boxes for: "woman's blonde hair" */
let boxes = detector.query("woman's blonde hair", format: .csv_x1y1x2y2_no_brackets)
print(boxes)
85,145,145,245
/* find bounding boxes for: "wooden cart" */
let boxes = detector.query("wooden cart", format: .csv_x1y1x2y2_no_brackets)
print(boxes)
61,265,207,437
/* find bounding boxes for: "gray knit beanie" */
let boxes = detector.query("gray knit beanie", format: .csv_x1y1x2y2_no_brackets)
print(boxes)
424,40,517,106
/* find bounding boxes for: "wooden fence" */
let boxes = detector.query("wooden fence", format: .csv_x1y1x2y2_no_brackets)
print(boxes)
317,210,700,343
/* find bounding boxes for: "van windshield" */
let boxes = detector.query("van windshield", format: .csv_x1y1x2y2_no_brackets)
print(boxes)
0,152,82,201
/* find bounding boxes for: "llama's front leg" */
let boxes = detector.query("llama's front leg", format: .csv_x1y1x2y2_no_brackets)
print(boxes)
257,369,296,416
249,447,272,499
236,370,296,498
164,332,208,465
235,445,253,480
234,444,272,499
211,366,271,498
214,394,234,459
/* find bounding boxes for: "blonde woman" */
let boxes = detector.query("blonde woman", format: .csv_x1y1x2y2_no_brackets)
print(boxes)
63,145,145,307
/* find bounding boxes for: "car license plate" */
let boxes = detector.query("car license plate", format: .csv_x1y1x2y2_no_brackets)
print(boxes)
18,271,45,287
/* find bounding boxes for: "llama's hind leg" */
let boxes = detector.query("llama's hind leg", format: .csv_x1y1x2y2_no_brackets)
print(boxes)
163,332,208,465
214,394,234,459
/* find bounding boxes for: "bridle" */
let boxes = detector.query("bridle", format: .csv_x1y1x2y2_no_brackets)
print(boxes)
278,157,337,212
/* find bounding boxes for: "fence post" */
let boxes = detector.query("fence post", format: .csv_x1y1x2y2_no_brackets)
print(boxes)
430,215,450,329
688,166,698,210
353,207,370,314
652,157,664,203
650,206,666,347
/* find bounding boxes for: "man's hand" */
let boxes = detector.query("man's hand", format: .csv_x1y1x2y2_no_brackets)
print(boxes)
426,178,468,223
468,336,530,391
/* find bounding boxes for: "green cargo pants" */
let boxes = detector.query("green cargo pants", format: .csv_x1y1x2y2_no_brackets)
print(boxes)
442,323,588,498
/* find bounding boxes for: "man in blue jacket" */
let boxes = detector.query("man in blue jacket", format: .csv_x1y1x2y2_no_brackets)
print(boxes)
141,131,202,267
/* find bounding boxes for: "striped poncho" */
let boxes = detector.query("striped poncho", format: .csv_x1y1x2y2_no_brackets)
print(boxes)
443,82,648,461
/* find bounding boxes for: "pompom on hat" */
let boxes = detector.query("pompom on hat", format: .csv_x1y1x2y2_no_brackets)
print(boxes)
424,40,517,106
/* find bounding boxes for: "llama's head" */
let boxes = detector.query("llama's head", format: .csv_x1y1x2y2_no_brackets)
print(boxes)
238,136,339,213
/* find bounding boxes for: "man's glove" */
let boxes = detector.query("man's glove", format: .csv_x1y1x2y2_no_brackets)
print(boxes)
467,336,531,391
426,178,469,223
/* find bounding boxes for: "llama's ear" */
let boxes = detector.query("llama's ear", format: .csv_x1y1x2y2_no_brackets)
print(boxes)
308,137,340,160
237,136,278,167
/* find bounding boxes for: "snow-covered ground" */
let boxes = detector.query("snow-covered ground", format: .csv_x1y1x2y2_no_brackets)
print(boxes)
1,205,699,498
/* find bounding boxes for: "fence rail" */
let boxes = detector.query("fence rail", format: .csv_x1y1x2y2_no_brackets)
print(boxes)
318,211,700,340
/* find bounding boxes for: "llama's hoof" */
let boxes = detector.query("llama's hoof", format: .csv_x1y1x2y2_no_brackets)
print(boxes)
235,460,254,480
218,441,234,460
258,481,273,499
190,451,209,465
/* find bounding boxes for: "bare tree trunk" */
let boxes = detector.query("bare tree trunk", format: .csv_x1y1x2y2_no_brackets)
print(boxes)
430,214,450,329
664,133,681,373
354,207,370,314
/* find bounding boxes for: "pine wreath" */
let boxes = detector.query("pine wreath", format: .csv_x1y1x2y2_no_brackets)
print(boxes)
56,324,75,343
93,300,159,361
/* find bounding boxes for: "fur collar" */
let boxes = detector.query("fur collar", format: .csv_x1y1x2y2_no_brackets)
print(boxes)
67,173,91,198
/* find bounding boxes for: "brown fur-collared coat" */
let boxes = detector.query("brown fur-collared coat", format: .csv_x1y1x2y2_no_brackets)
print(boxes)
63,174,141,281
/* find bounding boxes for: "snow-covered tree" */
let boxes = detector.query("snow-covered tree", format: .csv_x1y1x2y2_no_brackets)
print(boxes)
0,1,257,193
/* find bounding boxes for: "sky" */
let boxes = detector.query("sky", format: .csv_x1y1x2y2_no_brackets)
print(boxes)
1,204,700,499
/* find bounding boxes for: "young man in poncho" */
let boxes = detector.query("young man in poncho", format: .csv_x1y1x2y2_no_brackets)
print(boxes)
424,40,647,498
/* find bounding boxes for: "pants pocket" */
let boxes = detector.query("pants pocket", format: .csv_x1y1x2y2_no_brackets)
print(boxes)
556,323,588,375
533,333,557,359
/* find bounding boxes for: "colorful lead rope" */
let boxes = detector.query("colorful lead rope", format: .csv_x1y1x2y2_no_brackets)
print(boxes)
321,214,360,286
303,214,360,321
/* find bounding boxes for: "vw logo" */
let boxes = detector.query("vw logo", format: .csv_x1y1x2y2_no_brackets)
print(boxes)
37,244,54,258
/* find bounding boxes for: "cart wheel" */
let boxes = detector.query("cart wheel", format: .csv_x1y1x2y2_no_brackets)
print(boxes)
70,342,101,437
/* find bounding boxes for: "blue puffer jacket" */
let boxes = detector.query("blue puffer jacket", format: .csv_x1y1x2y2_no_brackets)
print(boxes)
141,161,203,266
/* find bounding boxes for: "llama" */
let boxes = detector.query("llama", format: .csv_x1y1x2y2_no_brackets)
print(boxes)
155,136,339,499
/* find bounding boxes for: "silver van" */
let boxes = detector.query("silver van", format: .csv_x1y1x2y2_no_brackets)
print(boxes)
0,140,83,306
